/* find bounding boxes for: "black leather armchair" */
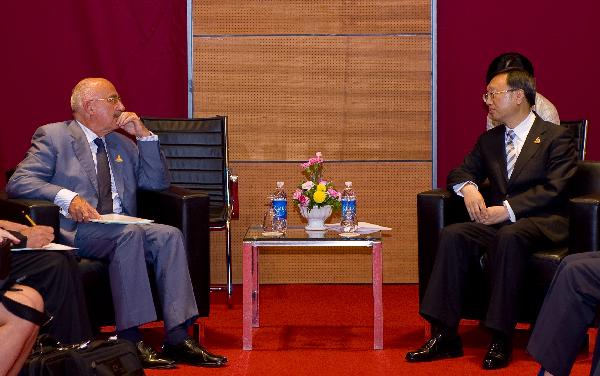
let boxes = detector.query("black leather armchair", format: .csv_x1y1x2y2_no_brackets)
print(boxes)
417,160,600,323
0,187,211,330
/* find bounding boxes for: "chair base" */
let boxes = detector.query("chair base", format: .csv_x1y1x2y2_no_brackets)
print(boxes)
210,285,233,308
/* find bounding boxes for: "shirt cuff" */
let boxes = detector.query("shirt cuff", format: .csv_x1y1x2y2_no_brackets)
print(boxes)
453,181,478,196
136,133,158,141
54,189,79,217
503,200,516,222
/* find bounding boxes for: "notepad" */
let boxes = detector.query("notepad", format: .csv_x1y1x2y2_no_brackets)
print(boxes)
90,214,154,225
12,243,77,252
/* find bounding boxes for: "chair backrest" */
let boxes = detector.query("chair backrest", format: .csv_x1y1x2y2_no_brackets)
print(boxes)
560,120,588,160
141,116,231,221
569,160,600,198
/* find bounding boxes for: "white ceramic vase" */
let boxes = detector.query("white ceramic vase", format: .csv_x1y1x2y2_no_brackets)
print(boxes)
299,205,332,231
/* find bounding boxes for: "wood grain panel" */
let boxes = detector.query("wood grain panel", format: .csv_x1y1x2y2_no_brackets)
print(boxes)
193,36,431,161
194,0,431,35
209,161,431,284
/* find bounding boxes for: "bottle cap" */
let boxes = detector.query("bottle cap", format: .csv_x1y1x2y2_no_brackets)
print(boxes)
277,181,284,188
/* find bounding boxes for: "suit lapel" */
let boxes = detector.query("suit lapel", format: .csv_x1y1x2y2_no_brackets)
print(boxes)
509,117,545,183
494,126,510,183
68,121,99,194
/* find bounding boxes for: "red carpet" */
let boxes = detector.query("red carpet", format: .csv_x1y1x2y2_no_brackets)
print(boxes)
131,284,596,375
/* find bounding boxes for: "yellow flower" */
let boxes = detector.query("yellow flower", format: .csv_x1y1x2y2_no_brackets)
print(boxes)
313,190,327,203
316,183,327,192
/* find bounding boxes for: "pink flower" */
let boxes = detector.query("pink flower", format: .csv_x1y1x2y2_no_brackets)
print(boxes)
328,188,341,200
298,195,309,206
293,189,302,200
319,180,328,185
301,181,314,190
315,152,322,158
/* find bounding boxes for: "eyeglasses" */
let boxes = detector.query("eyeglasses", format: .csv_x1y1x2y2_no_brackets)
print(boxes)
482,89,518,103
89,95,122,104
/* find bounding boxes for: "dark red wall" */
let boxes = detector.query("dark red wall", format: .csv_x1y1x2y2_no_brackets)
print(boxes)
1,3,598,190
0,1,187,187
437,2,600,186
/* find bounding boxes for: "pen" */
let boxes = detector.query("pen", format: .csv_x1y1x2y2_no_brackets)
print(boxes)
22,211,37,226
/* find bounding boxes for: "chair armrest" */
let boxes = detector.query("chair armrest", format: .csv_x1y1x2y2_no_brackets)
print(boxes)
417,189,469,301
569,193,600,253
229,174,239,220
137,186,211,316
0,195,60,236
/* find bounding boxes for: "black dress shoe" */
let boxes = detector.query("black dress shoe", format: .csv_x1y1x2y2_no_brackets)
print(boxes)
406,333,463,362
482,337,512,370
162,338,227,367
135,341,176,369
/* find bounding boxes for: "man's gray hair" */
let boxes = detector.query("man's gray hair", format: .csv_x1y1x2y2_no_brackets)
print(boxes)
70,78,104,113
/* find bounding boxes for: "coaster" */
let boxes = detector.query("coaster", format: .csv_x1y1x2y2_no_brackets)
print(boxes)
339,232,360,237
262,231,283,237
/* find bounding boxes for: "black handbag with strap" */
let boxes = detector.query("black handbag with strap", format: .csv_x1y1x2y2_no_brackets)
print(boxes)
21,337,145,376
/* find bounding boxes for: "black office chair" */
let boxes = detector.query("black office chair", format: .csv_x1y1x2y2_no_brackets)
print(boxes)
560,120,588,160
417,160,600,324
142,116,238,306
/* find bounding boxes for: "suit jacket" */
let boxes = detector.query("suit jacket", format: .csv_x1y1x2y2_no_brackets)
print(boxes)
6,120,170,244
447,116,578,242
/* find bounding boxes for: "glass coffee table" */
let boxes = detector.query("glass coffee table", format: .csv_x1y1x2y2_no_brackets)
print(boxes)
242,225,383,350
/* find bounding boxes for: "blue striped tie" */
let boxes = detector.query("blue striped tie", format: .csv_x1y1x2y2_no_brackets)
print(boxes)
506,130,517,178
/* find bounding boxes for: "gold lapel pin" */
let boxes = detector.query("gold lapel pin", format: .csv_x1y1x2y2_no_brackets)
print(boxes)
115,155,123,163
533,137,541,144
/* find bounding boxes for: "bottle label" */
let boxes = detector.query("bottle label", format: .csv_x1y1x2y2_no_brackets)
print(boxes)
341,200,356,215
272,199,287,219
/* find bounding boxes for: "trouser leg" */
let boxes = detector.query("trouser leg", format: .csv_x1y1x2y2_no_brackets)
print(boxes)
10,251,92,343
527,252,600,376
485,218,553,334
76,223,157,331
139,223,198,332
420,222,497,329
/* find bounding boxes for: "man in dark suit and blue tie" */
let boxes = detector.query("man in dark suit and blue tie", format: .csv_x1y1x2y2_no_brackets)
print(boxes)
406,68,578,369
6,77,227,369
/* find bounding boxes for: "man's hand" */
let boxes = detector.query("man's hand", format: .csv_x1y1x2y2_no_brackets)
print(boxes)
461,183,488,223
116,112,151,138
20,226,54,248
480,206,510,225
0,228,20,244
68,195,101,222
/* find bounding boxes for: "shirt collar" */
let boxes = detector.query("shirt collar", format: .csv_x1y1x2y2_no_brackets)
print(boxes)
76,120,103,145
507,111,535,141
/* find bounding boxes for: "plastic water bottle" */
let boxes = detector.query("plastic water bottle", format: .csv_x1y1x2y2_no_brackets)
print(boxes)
340,181,357,232
272,181,287,232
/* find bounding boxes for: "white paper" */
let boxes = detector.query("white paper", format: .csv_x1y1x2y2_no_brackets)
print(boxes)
12,242,77,252
325,221,392,234
90,214,153,225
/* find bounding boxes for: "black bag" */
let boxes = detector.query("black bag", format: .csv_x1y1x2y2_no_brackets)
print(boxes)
22,338,145,376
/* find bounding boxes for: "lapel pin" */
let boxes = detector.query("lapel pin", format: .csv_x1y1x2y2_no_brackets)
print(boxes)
533,137,541,144
115,154,123,163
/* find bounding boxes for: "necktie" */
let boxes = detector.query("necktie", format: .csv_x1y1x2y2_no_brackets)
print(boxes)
506,130,517,178
94,138,113,214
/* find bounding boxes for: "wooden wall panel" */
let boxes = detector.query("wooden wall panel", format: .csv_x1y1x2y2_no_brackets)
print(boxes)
194,37,431,161
209,162,431,283
194,0,431,35
193,0,432,284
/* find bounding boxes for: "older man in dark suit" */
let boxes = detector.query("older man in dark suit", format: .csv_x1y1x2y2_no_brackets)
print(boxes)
406,68,578,370
6,77,227,369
